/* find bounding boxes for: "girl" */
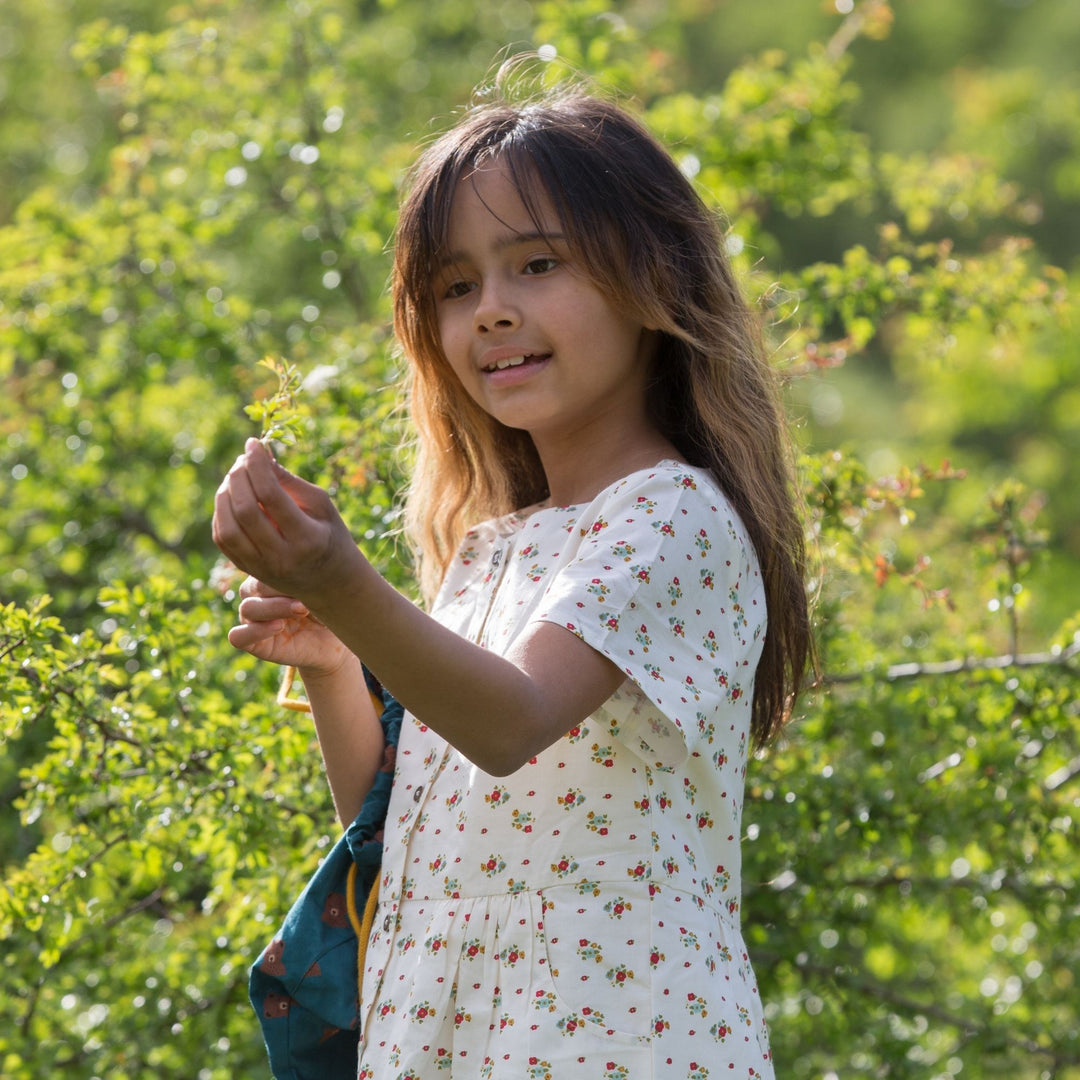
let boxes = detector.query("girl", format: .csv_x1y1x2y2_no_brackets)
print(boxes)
214,82,810,1080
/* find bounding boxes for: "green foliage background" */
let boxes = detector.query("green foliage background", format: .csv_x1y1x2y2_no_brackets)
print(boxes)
1,1,1077,1077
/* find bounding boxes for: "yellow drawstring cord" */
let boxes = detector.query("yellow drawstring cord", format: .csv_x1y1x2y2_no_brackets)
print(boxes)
347,862,381,982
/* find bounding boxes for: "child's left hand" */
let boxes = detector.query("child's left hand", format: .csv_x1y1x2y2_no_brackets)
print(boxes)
212,438,358,607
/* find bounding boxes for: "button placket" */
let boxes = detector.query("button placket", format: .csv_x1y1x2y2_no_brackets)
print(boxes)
413,526,518,795
361,521,521,1042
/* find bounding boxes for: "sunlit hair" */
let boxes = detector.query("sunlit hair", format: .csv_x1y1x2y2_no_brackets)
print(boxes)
393,80,811,747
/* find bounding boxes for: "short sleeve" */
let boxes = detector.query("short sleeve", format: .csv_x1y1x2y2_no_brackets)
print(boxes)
533,465,766,769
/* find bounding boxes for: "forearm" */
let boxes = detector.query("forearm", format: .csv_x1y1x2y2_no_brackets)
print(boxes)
302,546,605,776
213,442,620,774
299,650,384,827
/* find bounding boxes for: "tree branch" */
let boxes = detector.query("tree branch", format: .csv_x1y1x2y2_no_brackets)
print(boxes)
1045,755,1080,792
825,1,879,61
0,634,27,664
818,639,1079,687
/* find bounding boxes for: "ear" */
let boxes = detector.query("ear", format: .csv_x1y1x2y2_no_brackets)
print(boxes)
639,327,663,358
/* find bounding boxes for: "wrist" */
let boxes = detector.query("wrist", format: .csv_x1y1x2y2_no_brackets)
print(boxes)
292,539,374,615
297,646,363,686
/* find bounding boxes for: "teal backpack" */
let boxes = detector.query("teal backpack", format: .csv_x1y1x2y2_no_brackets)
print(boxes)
248,670,403,1079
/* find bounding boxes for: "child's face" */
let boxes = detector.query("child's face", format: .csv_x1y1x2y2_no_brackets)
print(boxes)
432,158,656,451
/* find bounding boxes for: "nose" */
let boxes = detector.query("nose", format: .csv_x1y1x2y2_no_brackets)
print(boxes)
473,277,521,334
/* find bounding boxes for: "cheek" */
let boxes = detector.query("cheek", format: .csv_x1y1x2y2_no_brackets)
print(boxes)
435,309,465,361
439,338,470,385
436,327,478,394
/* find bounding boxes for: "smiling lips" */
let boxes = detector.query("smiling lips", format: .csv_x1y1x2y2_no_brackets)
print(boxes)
481,352,549,373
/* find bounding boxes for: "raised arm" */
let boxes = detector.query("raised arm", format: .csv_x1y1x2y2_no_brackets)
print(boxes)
212,440,625,776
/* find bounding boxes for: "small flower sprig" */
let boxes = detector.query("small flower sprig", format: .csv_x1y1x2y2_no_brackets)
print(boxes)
245,355,305,448
244,355,310,711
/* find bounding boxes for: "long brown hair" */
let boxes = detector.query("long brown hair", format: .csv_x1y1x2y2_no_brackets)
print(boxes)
392,85,811,747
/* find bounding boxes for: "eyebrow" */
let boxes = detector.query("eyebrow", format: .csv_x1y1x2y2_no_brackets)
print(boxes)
434,230,567,272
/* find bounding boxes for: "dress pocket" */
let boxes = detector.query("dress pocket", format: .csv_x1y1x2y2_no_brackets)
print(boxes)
533,880,653,1039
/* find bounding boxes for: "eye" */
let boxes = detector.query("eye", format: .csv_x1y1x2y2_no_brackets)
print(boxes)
441,279,475,300
523,256,558,275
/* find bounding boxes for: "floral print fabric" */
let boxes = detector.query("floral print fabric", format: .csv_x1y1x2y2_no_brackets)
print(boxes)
356,463,774,1079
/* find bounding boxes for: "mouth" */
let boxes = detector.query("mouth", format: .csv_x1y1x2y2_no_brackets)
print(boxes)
481,353,549,373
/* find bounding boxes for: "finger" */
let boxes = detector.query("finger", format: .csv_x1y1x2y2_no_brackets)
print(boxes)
238,575,262,600
217,448,308,551
226,451,289,538
273,464,337,519
238,576,297,601
228,619,285,653
242,441,333,532
213,474,276,574
212,482,257,567
238,595,308,623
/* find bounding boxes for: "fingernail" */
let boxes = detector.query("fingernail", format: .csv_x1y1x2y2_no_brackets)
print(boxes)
290,601,308,615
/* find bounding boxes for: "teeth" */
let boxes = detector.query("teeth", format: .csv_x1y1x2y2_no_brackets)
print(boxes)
493,355,527,370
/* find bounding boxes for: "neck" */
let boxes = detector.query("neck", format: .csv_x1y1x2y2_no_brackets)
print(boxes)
532,425,685,507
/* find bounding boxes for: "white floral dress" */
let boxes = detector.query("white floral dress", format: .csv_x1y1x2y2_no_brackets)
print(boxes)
357,462,774,1080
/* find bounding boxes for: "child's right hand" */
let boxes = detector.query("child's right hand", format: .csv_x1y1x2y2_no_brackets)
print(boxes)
228,575,353,679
